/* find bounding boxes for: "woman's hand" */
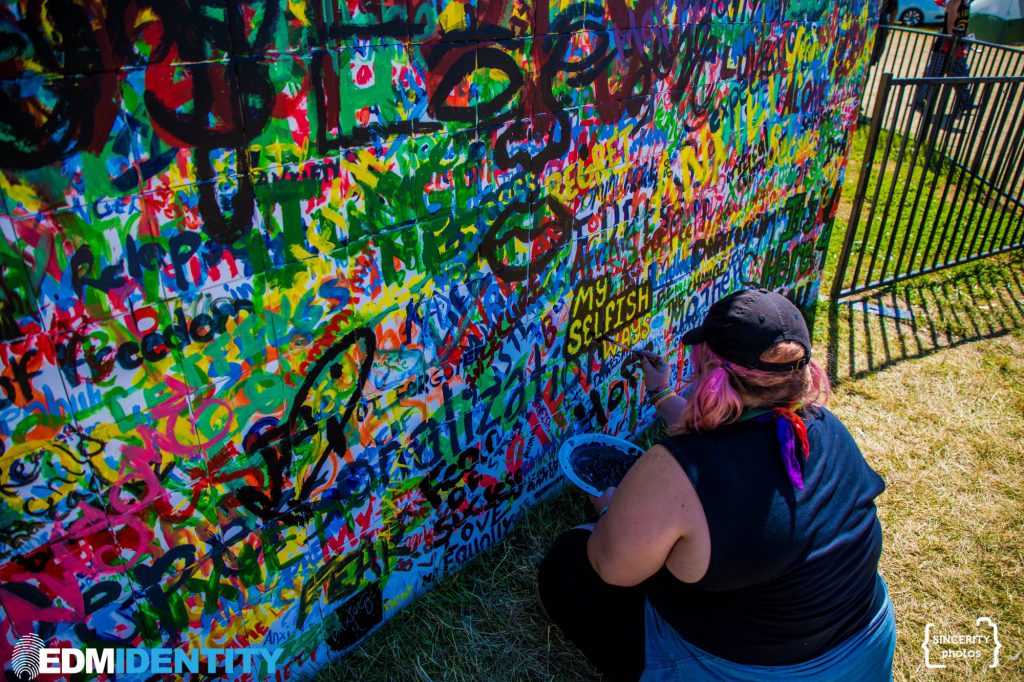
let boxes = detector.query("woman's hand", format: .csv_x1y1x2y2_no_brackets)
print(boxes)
589,486,617,515
638,351,670,391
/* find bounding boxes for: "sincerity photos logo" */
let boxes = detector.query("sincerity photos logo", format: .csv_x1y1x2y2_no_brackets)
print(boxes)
924,617,1001,669
7,635,283,679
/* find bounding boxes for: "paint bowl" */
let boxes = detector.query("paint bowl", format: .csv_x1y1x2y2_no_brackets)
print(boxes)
558,434,645,497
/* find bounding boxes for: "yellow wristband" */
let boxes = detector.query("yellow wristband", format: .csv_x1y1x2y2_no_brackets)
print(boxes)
653,391,675,408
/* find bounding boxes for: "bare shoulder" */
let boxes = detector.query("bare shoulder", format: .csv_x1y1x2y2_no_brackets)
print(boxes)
615,443,703,529
587,441,708,585
623,443,685,487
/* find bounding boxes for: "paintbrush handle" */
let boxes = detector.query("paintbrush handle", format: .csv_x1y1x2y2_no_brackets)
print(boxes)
635,349,667,369
602,336,632,352
603,337,667,369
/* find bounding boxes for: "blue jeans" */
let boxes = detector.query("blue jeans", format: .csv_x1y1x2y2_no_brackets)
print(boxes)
640,575,897,681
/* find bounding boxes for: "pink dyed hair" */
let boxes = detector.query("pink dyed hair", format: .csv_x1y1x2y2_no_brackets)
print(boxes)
672,341,832,434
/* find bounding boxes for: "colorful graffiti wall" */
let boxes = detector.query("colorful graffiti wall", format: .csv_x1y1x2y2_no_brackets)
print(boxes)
0,0,873,677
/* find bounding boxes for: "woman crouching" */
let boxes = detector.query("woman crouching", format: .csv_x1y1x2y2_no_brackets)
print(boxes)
537,288,896,681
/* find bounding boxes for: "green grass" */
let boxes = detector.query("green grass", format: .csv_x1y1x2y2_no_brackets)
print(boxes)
826,122,1024,297
307,489,600,682
306,425,670,681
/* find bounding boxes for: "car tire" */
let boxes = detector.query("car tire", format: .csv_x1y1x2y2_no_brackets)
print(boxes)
900,8,924,25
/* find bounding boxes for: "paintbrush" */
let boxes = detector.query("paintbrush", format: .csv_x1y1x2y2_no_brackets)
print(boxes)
601,335,633,353
600,336,665,367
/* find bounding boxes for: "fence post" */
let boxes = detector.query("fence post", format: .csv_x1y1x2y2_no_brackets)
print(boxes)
831,72,893,301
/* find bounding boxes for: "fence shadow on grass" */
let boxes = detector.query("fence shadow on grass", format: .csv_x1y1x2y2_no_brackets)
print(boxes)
824,251,1024,385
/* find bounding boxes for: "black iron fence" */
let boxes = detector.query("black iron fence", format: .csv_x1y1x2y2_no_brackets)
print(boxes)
861,27,1024,123
833,73,1024,298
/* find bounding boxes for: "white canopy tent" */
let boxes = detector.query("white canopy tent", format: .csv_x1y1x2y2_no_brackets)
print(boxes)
970,0,1024,44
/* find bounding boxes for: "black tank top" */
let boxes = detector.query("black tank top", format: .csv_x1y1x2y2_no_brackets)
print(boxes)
648,405,887,665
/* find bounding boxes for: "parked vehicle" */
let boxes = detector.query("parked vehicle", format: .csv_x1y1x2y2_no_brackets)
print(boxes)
898,0,946,25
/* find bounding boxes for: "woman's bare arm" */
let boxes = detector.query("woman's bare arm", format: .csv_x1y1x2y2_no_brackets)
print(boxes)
586,444,708,586
945,0,962,34
655,393,687,426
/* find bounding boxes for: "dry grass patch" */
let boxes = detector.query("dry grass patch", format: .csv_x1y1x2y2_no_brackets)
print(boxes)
830,331,1024,681
821,252,1024,680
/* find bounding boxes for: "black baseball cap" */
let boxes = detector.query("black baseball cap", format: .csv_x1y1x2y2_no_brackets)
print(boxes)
680,288,812,372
